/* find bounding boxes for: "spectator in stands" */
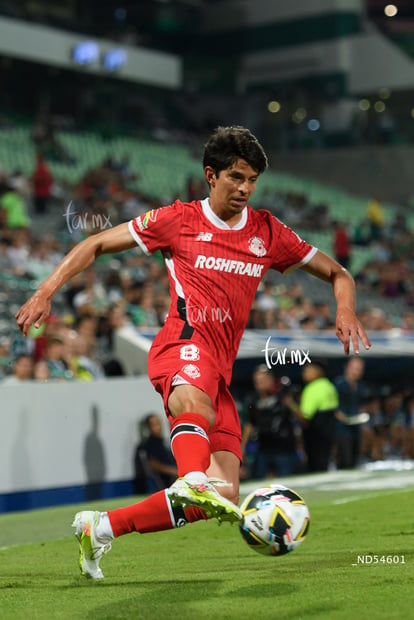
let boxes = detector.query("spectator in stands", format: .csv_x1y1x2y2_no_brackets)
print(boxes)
153,291,170,326
245,301,263,329
45,334,73,380
389,211,407,237
363,387,404,461
103,270,124,306
313,301,335,329
360,392,383,462
8,168,31,198
1,353,34,385
366,197,384,241
0,183,30,229
380,387,405,459
30,314,64,363
64,329,105,381
26,238,57,281
359,307,393,331
72,268,109,317
5,228,31,276
376,261,408,299
64,272,86,312
75,314,99,351
241,366,302,478
97,302,130,359
31,151,53,214
334,357,366,469
372,238,392,264
130,285,159,327
33,359,51,382
134,413,177,493
333,220,351,269
261,307,280,329
353,218,370,246
256,281,279,313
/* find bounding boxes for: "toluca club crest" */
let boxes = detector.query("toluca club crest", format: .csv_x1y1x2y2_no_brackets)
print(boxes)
248,236,267,257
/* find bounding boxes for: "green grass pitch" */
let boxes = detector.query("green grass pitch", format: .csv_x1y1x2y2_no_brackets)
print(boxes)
0,470,413,620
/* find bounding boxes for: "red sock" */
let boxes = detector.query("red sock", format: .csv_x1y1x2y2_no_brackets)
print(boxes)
185,507,208,522
170,412,211,477
108,490,207,536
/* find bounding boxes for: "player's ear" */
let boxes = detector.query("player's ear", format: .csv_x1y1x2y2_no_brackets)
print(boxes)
204,166,216,187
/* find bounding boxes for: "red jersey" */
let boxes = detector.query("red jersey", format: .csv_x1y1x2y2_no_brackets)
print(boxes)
128,198,316,384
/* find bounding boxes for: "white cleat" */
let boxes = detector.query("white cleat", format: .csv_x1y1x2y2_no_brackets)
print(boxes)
167,478,242,524
72,511,112,579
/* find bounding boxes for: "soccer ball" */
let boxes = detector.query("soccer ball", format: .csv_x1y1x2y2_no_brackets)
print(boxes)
239,485,310,556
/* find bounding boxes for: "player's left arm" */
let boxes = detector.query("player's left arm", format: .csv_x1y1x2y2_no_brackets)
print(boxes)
301,250,371,355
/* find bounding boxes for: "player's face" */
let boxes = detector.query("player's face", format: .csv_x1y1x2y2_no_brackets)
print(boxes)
205,159,259,224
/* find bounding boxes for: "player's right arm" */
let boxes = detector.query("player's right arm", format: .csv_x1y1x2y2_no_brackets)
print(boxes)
15,222,136,336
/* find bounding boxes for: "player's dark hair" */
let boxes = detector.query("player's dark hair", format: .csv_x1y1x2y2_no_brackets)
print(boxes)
203,126,268,175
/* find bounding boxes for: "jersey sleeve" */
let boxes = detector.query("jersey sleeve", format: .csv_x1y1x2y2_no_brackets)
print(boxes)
128,201,183,255
269,217,317,274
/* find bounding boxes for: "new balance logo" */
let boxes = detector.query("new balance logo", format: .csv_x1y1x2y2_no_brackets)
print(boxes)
196,232,213,241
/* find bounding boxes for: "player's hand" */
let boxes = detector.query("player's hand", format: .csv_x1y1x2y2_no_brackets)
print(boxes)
15,290,52,336
335,307,371,355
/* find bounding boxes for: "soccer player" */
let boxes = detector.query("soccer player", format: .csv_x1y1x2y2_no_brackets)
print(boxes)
15,126,371,578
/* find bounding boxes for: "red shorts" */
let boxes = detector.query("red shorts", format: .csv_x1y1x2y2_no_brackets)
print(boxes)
147,341,242,461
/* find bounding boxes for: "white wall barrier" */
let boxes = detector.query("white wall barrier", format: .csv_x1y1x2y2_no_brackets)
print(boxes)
0,377,168,511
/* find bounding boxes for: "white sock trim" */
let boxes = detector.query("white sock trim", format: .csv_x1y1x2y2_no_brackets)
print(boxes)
96,512,114,541
183,472,208,484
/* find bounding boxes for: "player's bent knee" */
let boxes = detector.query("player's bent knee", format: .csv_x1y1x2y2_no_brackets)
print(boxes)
168,385,216,427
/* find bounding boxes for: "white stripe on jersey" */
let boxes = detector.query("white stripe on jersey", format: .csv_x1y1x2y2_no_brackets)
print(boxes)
128,220,150,255
165,256,186,304
283,246,318,275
